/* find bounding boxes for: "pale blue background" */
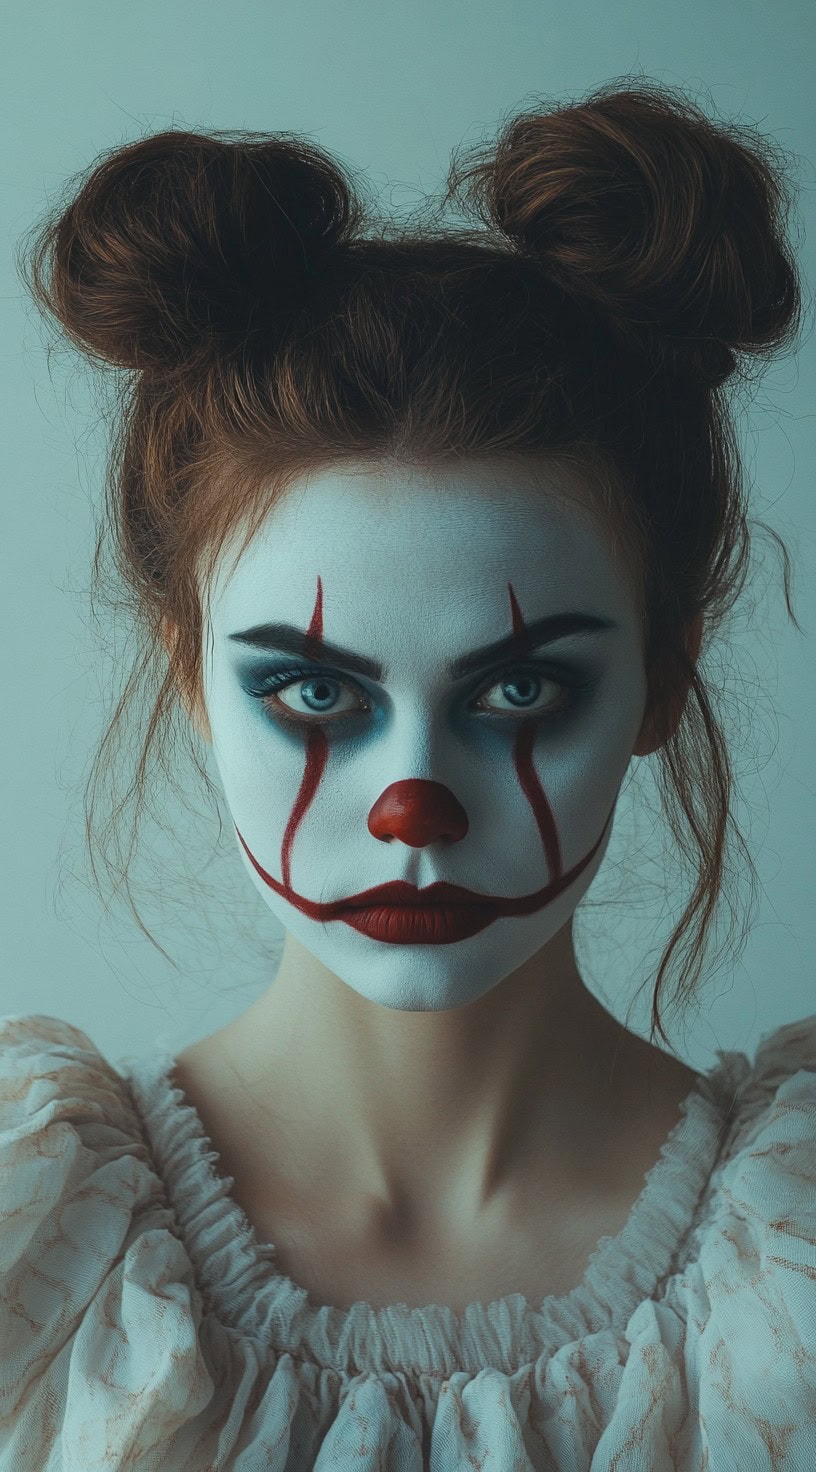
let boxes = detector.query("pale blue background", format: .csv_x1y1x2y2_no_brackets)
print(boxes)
2,0,814,1072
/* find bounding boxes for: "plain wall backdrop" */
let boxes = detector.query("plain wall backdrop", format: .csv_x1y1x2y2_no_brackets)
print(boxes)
2,0,815,1073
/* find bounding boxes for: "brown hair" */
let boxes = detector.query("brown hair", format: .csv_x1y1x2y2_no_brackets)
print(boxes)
18,77,806,1047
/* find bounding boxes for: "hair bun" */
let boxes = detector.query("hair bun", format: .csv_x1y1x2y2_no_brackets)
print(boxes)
449,80,802,385
24,129,361,371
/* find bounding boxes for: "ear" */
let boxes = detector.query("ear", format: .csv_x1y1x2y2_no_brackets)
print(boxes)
160,615,212,744
632,613,703,758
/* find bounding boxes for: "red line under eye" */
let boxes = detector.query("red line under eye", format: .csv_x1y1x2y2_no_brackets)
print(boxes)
245,661,593,730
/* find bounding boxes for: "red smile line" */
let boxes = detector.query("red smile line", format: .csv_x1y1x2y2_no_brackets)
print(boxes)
233,799,616,929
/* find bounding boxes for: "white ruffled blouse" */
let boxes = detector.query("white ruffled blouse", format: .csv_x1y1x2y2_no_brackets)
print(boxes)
1,1009,815,1469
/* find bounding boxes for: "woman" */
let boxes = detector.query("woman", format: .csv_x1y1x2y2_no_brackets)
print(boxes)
2,78,813,1469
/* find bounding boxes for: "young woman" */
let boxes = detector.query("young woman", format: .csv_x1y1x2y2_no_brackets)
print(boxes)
2,79,813,1469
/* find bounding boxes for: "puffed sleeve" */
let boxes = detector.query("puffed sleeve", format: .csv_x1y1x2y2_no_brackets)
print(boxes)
681,1012,816,1464
0,1014,214,1471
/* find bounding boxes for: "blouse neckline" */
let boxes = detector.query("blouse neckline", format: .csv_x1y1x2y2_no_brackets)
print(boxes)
122,1041,751,1378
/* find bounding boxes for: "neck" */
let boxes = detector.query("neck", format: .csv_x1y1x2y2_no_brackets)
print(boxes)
216,919,654,1236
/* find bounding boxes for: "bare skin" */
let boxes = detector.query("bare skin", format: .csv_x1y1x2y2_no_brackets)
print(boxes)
172,914,702,1311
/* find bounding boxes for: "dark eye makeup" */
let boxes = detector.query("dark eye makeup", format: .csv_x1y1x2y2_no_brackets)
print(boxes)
241,658,599,733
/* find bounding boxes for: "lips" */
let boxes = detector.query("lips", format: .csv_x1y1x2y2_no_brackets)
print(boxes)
335,877,498,945
340,901,497,945
339,878,483,909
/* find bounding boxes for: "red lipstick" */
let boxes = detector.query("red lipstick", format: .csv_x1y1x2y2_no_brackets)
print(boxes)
335,878,494,944
340,899,497,945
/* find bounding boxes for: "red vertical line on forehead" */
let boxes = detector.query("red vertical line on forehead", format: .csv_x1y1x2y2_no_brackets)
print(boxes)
280,575,329,894
507,581,563,880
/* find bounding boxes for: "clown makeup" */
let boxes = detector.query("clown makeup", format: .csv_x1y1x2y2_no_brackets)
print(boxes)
198,458,650,1015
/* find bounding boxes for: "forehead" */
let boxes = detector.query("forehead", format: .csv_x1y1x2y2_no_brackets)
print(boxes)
205,459,639,634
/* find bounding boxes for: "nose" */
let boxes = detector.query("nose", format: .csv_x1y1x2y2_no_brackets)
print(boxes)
368,779,469,847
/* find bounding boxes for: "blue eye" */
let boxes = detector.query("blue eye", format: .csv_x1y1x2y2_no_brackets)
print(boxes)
243,661,596,732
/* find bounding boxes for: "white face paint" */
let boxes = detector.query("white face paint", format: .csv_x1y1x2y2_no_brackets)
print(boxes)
199,459,649,1012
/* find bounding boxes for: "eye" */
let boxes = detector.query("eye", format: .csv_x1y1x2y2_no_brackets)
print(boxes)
264,669,365,722
473,667,576,717
244,659,594,730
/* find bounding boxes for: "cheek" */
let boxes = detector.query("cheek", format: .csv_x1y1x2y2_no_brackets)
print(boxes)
534,699,642,838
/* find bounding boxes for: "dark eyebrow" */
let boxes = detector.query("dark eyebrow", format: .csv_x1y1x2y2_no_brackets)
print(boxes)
228,611,617,682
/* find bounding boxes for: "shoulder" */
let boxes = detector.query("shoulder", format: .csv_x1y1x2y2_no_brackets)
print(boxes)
0,1013,211,1468
0,1011,145,1207
723,1010,816,1168
600,1015,816,1464
711,1011,816,1269
0,1008,167,1273
681,1014,816,1382
0,1009,136,1107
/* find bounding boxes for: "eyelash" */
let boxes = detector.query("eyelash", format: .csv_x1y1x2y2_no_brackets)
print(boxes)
243,660,596,731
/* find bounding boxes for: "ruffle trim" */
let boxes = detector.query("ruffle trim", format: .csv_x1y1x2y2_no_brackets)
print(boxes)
122,1033,757,1378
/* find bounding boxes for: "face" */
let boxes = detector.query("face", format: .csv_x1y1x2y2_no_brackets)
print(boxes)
197,459,649,1012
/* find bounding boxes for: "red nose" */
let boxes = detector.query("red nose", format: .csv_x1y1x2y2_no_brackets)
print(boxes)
367,779,469,847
